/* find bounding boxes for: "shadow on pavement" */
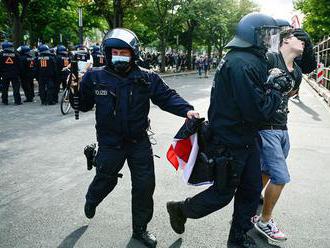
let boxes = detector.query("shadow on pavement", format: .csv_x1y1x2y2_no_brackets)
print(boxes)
168,238,182,248
126,237,182,248
58,225,88,248
291,98,321,121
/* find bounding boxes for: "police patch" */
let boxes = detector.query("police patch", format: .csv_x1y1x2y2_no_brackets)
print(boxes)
217,58,226,71
95,89,108,96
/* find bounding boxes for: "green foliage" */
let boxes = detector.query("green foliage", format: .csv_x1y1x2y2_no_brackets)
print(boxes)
0,2,10,40
1,0,259,53
25,0,107,46
295,0,330,42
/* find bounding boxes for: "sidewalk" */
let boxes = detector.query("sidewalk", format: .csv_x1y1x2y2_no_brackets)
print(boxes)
304,75,330,106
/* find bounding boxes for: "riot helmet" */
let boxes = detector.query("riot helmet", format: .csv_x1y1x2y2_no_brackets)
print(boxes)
38,44,50,54
102,28,140,73
275,19,292,31
75,44,89,54
91,45,100,54
1,41,15,52
226,12,279,51
56,45,68,55
17,45,31,55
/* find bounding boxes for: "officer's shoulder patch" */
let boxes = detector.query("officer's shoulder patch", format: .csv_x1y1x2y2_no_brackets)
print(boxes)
216,58,226,71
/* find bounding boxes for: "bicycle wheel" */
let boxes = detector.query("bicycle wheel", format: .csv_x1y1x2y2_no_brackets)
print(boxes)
60,88,71,115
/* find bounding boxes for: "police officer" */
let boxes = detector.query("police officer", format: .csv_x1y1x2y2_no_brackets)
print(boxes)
36,44,57,105
56,45,71,93
166,13,292,248
0,41,22,105
73,28,199,247
90,45,105,67
18,45,36,102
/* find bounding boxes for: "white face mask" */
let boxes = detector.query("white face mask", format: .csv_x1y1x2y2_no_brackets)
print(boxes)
111,55,131,64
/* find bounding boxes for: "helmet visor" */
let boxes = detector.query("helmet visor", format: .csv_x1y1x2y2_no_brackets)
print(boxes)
256,26,280,51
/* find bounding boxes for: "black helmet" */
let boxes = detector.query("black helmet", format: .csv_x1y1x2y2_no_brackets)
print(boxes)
102,28,140,62
56,45,68,55
17,45,31,55
101,28,140,74
38,44,50,54
226,12,279,50
91,45,100,53
2,41,14,52
275,19,292,32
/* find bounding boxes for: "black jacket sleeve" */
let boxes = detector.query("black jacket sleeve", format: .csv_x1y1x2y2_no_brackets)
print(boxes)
231,63,282,122
69,70,95,112
149,73,194,117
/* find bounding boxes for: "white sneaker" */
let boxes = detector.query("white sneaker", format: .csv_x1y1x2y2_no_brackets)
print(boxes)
254,218,287,242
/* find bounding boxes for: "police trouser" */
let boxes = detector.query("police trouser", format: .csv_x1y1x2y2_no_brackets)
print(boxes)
59,73,68,90
38,77,55,104
86,136,155,231
21,77,35,101
55,75,67,102
181,145,262,232
1,77,21,104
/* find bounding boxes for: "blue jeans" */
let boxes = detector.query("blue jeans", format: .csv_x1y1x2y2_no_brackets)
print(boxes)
258,130,290,184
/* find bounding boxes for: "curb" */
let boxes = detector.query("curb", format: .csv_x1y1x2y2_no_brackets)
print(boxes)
159,71,197,78
304,75,330,107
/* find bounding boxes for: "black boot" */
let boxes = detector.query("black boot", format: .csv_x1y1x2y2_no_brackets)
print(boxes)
132,229,157,248
227,226,257,248
84,202,96,219
166,201,187,234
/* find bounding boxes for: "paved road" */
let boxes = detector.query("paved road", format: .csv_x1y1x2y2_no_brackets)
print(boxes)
0,73,330,248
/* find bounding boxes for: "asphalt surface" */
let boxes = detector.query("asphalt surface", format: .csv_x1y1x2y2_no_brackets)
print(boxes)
1,73,330,248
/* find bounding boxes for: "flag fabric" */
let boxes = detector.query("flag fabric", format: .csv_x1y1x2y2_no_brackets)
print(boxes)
166,118,213,186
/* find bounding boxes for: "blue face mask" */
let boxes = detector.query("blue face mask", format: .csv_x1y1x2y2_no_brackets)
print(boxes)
111,55,131,64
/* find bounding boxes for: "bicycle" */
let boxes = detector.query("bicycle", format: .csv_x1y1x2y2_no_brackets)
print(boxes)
60,69,73,115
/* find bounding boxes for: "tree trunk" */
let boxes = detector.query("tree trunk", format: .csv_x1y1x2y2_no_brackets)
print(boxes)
207,42,212,58
186,34,193,70
160,35,166,73
12,15,22,47
113,0,123,28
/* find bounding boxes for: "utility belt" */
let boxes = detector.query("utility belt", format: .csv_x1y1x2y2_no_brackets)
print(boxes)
259,124,287,130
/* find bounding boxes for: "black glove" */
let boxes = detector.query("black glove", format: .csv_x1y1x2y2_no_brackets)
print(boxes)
293,28,313,55
264,68,294,94
292,29,317,73
293,29,311,46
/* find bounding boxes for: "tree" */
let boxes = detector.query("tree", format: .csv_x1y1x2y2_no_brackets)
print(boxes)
0,3,10,40
295,0,330,42
1,0,31,47
90,0,138,28
139,0,179,72
25,0,107,46
175,0,205,69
